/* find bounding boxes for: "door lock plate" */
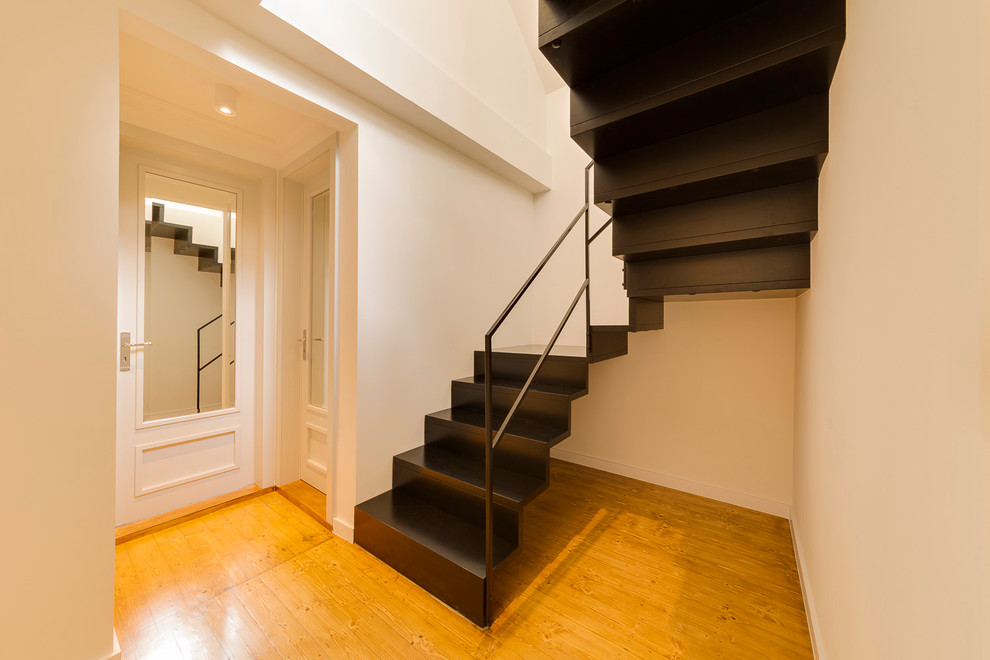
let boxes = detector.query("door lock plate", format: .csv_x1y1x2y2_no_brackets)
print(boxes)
120,332,130,371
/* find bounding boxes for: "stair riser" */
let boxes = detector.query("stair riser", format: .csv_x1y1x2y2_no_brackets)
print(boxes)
354,509,488,626
393,466,522,545
589,327,628,363
595,94,828,214
450,382,571,429
198,255,222,273
539,0,764,86
473,352,588,390
611,158,823,217
628,298,664,331
624,243,810,297
568,0,844,159
425,418,549,482
573,49,833,160
613,181,818,261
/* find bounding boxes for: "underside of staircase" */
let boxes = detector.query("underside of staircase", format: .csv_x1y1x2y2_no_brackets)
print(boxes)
355,0,844,626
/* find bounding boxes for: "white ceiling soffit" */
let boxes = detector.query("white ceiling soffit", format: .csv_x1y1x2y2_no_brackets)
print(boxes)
119,32,331,168
176,0,551,192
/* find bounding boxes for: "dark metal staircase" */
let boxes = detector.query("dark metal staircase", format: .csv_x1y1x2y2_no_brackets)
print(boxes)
355,0,844,627
547,0,845,297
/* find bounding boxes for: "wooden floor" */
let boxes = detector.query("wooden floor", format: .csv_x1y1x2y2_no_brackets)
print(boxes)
115,460,812,659
276,480,329,530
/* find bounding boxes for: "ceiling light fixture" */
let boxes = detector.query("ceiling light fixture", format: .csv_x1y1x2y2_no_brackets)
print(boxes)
214,84,238,117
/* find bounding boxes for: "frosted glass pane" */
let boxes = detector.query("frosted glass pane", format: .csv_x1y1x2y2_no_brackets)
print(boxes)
309,190,330,409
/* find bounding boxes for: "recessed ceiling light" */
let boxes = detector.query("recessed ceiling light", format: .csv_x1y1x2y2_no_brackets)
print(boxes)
215,84,238,117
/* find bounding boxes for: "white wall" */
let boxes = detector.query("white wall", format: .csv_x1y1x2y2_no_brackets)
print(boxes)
0,1,118,658
357,0,548,146
792,1,985,657
230,0,551,191
352,108,541,505
559,299,797,516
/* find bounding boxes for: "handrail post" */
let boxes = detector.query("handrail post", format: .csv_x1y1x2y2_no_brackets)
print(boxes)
584,162,592,356
196,325,201,413
483,334,494,626
481,163,596,627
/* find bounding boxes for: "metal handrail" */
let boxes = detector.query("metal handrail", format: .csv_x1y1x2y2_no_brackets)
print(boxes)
196,315,234,413
485,204,587,338
488,279,588,450
197,313,223,334
482,161,597,625
589,217,612,244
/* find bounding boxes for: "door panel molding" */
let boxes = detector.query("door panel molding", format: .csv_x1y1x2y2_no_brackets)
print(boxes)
134,428,239,496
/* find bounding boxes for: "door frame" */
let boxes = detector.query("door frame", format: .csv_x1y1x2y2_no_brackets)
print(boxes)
118,18,361,540
275,137,339,523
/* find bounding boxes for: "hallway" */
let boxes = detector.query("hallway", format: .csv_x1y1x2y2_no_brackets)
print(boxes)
114,461,811,658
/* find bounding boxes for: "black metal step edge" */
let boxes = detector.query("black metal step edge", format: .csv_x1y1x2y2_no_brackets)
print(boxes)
394,445,547,508
539,0,623,42
474,349,589,364
426,407,569,446
616,223,817,262
452,376,587,401
355,489,515,578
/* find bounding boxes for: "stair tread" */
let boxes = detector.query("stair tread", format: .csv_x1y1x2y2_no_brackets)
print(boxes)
396,445,545,506
489,344,588,360
356,489,515,578
427,407,568,445
453,375,586,399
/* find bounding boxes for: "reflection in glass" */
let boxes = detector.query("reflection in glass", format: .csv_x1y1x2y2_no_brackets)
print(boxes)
309,190,330,408
142,173,237,422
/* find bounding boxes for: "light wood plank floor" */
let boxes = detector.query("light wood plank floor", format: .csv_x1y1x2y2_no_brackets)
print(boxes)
276,480,328,528
115,460,812,659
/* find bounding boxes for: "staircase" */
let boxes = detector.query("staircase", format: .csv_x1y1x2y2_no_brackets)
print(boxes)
355,0,844,627
146,202,234,274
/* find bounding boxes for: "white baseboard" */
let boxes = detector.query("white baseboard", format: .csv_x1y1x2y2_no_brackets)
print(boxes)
105,628,121,660
789,510,824,660
333,516,354,543
550,447,791,518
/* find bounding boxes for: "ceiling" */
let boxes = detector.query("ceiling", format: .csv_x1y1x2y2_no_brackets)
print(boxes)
119,32,330,164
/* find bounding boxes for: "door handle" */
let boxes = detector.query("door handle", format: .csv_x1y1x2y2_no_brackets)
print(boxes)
297,329,307,360
120,332,152,371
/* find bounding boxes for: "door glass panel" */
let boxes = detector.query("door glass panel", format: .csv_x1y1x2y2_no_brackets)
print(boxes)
309,190,330,408
143,173,237,422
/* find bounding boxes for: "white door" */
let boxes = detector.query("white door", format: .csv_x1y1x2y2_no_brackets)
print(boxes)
116,146,257,525
298,176,333,493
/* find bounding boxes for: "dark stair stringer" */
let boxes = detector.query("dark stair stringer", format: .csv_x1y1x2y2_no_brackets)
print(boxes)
355,0,844,627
